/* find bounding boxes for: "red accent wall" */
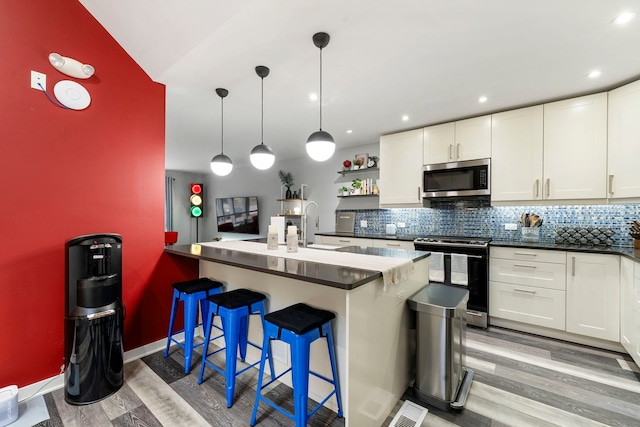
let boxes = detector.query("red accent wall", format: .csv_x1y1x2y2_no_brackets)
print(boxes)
0,0,198,388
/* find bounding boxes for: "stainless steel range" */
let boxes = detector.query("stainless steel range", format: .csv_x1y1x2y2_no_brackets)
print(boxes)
413,235,490,328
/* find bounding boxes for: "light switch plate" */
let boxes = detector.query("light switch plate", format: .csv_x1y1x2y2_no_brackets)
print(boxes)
504,223,518,230
360,220,367,228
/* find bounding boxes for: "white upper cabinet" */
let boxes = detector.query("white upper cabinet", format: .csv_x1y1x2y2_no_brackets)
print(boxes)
608,79,640,199
379,129,423,206
422,115,491,165
491,106,544,201
423,122,454,164
543,93,608,200
454,115,492,161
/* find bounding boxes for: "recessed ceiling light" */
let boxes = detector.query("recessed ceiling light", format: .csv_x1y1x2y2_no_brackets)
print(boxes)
309,93,318,101
614,11,635,25
478,96,488,103
346,129,353,134
588,70,602,79
402,115,409,121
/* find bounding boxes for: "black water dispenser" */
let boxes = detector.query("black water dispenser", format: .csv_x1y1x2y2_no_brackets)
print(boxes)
64,233,124,404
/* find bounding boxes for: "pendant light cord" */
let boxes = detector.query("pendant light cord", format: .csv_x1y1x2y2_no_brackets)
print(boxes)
220,96,225,154
261,75,264,144
319,47,323,131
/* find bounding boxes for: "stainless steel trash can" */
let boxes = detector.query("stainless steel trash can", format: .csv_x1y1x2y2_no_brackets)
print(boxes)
407,283,474,411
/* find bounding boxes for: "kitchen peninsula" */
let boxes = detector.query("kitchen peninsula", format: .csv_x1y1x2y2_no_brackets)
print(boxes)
166,242,429,427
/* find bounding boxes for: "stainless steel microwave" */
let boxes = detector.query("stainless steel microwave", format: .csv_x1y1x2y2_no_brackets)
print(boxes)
422,158,490,198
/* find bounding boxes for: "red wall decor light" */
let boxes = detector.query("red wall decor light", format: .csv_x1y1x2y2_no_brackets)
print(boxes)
190,183,204,217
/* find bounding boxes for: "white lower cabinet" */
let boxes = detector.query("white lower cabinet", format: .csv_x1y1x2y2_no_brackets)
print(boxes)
620,257,634,354
490,282,566,330
566,253,620,342
371,239,415,250
490,248,566,330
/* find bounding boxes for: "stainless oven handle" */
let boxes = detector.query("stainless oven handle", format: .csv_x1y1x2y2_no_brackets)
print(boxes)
417,250,485,259
415,241,488,249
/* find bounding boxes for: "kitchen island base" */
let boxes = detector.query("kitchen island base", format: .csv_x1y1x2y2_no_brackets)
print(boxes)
199,257,428,427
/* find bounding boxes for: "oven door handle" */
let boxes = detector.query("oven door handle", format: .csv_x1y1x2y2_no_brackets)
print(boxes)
414,241,488,249
417,250,485,259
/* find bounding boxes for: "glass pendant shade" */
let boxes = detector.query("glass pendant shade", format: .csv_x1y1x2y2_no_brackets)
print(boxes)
306,130,335,162
210,153,233,176
250,143,275,170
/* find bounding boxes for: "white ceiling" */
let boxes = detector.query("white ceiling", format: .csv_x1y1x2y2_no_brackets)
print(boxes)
79,0,640,173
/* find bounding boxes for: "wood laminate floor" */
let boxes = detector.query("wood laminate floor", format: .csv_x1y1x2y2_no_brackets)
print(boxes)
35,327,640,427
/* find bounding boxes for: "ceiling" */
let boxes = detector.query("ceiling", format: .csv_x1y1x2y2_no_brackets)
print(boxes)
79,0,640,173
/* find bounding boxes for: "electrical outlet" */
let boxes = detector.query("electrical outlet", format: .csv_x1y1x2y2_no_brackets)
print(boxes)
504,223,518,231
31,70,46,91
397,222,406,228
360,220,368,228
396,290,405,306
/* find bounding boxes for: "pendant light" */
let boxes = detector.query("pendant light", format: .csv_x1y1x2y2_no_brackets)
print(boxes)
306,32,335,162
210,88,233,176
250,66,276,170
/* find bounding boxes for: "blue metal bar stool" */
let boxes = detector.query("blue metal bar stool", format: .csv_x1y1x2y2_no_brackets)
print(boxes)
164,277,223,373
198,288,274,408
250,303,343,427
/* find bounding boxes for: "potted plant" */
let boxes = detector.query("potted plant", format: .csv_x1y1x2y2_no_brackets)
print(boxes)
352,159,361,170
278,170,294,199
351,178,363,195
339,186,349,196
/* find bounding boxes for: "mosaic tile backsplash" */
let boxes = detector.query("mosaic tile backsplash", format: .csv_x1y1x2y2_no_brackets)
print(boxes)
341,202,640,247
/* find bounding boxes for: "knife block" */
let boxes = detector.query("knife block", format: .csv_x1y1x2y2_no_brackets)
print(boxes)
634,239,640,249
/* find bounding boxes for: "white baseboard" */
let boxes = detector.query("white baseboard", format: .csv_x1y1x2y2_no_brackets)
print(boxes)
17,334,184,403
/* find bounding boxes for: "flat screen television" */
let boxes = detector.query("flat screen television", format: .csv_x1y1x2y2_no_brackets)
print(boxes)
215,196,259,234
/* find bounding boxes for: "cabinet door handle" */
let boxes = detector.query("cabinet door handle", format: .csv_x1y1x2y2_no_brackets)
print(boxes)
418,186,421,201
339,239,351,243
514,288,536,294
448,144,453,161
456,143,460,160
571,257,576,276
514,252,537,256
386,243,401,247
609,174,614,195
514,264,537,268
545,178,550,198
535,179,540,198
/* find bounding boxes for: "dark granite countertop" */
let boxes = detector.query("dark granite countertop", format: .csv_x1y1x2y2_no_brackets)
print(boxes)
316,231,640,262
165,244,429,291
490,240,640,262
315,231,420,241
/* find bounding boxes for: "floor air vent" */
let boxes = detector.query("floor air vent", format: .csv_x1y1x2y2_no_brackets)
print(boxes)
390,400,429,427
